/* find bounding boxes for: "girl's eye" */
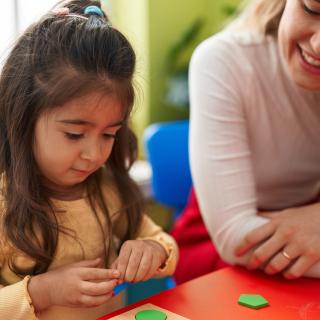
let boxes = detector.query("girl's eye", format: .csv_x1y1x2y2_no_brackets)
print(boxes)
303,4,320,16
103,133,116,140
64,132,84,140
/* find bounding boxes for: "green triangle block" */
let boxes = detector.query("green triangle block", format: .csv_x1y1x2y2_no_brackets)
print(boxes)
238,294,269,309
135,309,167,320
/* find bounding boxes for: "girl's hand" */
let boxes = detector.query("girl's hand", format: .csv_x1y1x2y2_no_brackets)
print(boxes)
111,240,167,283
28,258,120,311
235,204,320,279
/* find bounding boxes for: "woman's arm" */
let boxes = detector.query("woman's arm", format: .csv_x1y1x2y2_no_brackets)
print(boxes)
235,202,320,278
189,35,268,266
189,35,320,278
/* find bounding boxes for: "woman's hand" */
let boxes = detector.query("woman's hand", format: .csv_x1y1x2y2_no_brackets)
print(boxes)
111,240,168,283
235,203,320,279
28,258,120,311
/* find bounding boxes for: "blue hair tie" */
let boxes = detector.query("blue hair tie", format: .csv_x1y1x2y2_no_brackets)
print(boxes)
84,5,104,17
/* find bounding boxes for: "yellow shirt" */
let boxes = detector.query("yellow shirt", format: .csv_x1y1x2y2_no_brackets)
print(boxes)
0,175,178,320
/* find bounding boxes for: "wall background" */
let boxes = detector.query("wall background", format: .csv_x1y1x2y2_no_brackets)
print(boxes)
106,0,240,152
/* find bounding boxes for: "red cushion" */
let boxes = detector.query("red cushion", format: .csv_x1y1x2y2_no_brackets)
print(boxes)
171,188,228,284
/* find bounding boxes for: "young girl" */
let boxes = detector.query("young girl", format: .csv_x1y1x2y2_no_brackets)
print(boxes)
0,1,178,319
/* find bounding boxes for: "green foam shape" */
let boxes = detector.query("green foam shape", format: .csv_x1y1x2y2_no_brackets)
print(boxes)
135,309,167,320
238,294,269,309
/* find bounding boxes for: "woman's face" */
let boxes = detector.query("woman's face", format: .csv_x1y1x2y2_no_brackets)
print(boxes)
278,0,320,90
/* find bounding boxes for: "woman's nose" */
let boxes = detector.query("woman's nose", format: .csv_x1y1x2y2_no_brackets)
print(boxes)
310,32,320,57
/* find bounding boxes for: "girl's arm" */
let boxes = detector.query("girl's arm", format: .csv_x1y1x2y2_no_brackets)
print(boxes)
0,249,38,320
111,214,178,283
0,278,37,320
27,258,119,312
106,169,178,278
134,214,179,276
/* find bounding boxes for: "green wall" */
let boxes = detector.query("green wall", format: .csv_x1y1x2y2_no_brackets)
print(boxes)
106,0,240,147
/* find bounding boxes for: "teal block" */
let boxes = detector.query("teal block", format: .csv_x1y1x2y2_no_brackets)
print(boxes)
126,277,173,305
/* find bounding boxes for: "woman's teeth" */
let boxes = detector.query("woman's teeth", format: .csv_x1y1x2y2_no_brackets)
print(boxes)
302,50,320,67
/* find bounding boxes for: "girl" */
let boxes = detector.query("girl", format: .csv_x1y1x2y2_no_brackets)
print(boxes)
0,1,178,319
173,0,320,283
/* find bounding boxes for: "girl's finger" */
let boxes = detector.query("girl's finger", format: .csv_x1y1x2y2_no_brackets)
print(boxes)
235,222,275,256
78,292,113,308
142,253,160,282
134,251,152,282
110,258,118,270
124,250,143,282
80,279,118,296
80,268,120,281
116,247,132,280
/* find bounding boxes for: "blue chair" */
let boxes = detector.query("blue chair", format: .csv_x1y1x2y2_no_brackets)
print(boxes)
143,120,192,218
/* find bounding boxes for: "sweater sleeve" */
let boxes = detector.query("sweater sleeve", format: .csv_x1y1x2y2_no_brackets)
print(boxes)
0,253,38,320
0,190,38,320
189,33,269,266
136,214,178,277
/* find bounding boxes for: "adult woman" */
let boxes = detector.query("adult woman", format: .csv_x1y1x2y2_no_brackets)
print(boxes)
173,0,320,283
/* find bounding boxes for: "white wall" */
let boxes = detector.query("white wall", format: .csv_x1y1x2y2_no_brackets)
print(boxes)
16,0,58,33
0,2,17,66
0,0,57,67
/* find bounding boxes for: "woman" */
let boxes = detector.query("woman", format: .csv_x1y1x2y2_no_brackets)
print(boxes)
173,0,320,283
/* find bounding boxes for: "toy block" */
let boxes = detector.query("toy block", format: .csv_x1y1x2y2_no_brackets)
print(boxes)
135,309,167,320
238,294,269,309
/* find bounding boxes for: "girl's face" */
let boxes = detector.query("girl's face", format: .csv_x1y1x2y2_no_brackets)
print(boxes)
278,0,320,90
33,91,124,191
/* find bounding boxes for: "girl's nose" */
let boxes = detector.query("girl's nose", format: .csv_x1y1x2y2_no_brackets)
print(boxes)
80,142,103,164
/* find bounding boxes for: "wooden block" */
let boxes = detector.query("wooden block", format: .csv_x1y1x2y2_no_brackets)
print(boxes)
108,303,190,320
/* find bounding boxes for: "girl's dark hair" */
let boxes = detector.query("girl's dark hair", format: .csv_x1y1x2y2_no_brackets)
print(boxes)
0,0,143,275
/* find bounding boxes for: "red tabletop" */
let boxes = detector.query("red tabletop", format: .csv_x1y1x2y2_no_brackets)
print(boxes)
97,266,320,320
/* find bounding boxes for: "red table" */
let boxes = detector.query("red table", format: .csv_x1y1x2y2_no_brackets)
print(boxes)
98,266,320,319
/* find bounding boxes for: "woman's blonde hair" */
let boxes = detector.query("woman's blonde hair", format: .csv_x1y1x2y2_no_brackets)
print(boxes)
227,0,286,35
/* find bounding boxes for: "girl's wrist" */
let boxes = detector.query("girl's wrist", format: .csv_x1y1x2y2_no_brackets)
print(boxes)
28,273,51,312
